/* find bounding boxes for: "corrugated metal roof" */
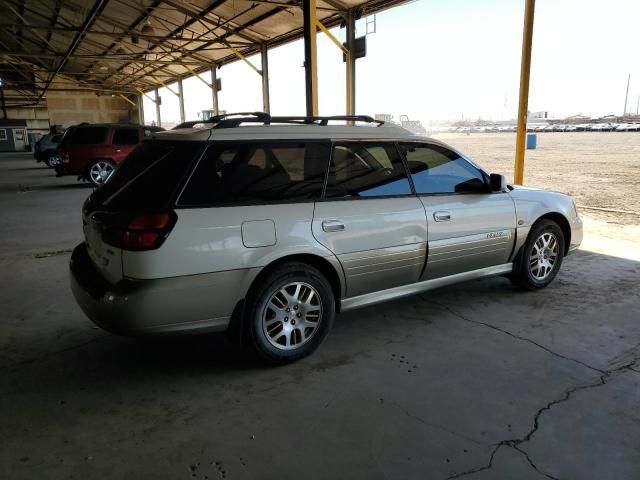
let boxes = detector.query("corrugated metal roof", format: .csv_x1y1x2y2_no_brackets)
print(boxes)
0,0,409,105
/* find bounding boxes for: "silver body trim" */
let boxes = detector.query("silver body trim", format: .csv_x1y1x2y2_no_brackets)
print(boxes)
340,263,513,312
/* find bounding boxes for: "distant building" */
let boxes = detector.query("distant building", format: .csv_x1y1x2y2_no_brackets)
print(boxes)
0,119,29,152
398,115,427,135
529,111,549,119
374,114,398,125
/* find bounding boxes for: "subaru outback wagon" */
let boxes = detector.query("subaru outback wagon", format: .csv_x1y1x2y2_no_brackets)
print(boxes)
70,113,582,363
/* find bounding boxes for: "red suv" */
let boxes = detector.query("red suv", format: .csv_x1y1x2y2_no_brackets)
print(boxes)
55,124,163,186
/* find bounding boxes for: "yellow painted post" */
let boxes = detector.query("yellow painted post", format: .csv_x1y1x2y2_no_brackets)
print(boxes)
345,12,356,116
514,0,536,185
303,0,318,116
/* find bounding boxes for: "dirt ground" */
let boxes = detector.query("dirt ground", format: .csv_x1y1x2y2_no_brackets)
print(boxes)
433,132,640,253
434,132,640,214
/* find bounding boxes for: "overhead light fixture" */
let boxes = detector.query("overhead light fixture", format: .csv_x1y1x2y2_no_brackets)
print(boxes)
99,65,108,71
140,18,155,36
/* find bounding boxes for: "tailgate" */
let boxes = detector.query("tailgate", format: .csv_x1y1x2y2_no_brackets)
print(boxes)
83,212,123,284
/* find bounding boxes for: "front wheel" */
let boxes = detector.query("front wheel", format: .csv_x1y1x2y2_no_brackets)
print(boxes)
88,160,115,187
246,263,335,363
512,219,565,290
45,153,59,168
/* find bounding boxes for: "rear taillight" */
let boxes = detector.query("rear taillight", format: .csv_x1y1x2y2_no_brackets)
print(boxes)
110,211,176,251
60,150,70,163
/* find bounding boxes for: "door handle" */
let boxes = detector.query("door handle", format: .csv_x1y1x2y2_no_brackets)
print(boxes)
322,220,345,232
434,211,451,222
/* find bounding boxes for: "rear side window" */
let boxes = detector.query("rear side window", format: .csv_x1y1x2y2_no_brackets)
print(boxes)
325,143,412,198
112,128,140,145
93,141,203,211
401,143,487,194
69,127,108,145
51,134,63,143
179,142,330,206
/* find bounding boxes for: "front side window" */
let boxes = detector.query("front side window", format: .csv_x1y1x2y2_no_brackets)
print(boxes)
401,143,487,194
179,142,330,206
112,128,140,145
325,143,412,198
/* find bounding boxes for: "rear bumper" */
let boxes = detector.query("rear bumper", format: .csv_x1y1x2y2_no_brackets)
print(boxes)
70,243,253,335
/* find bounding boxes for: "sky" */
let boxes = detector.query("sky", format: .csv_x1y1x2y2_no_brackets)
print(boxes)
143,0,640,127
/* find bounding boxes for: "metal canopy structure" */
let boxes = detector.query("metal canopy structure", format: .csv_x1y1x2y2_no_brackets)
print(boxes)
0,0,408,107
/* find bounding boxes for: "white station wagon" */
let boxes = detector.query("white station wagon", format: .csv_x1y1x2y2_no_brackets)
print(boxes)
71,113,582,362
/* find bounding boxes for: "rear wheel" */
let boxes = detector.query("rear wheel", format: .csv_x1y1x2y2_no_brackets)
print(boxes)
246,263,335,363
88,159,115,187
512,219,565,290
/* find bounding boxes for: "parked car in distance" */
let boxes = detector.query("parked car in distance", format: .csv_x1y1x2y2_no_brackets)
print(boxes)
70,113,583,363
54,123,164,186
33,132,63,167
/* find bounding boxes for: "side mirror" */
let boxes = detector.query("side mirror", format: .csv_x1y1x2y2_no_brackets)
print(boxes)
489,173,506,192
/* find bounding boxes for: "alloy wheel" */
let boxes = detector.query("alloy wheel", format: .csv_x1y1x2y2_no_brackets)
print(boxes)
261,282,322,350
90,161,114,185
529,232,559,281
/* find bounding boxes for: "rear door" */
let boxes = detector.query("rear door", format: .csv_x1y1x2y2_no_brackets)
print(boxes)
312,142,428,297
400,142,516,280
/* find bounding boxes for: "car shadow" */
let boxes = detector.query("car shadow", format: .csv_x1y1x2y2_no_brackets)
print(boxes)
3,249,640,390
8,166,52,171
16,182,93,192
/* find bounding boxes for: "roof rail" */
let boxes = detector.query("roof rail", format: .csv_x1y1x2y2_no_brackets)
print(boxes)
209,112,385,129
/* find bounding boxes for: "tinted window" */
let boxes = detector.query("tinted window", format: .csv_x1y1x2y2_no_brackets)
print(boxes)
179,142,329,205
92,140,203,211
112,128,140,145
69,127,108,145
325,143,411,198
51,134,63,143
401,143,487,194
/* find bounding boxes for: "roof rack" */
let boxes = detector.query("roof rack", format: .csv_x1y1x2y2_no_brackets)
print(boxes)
208,112,385,129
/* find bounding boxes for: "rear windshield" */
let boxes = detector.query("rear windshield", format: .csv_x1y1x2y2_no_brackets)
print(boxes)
67,126,108,145
92,140,203,211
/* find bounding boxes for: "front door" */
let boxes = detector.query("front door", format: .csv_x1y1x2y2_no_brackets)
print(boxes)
110,127,141,162
312,142,428,297
399,142,516,280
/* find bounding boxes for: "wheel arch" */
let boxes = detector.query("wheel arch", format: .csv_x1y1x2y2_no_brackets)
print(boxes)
247,254,345,309
535,212,571,255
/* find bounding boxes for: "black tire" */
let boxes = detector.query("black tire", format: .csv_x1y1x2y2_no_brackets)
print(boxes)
511,219,565,290
45,153,59,168
87,159,116,187
246,262,335,363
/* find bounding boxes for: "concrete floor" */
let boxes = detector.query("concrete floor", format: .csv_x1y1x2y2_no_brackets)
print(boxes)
1,152,639,480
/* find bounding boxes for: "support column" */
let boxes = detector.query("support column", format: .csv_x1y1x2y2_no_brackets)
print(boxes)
513,0,535,185
345,12,356,116
210,66,219,116
137,94,145,125
303,0,318,116
154,88,161,127
261,44,270,114
177,78,185,123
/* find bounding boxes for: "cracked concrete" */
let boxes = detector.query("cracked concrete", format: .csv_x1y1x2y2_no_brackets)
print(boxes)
1,152,640,479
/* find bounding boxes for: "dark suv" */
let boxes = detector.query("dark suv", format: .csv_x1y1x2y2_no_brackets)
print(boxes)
34,133,63,167
55,124,163,186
